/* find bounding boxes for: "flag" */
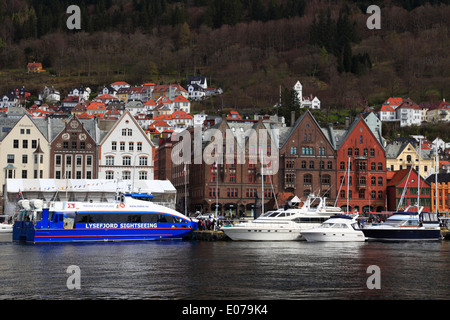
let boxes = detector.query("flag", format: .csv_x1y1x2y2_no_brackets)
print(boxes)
210,161,217,173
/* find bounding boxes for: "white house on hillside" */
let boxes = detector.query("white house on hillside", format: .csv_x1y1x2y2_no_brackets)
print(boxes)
293,81,321,109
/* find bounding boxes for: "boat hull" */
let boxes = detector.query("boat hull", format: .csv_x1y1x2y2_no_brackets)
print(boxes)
13,221,193,243
362,228,441,241
302,230,367,242
222,227,303,241
221,223,324,241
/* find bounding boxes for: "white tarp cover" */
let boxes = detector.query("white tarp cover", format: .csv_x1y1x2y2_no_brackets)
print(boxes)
6,179,175,194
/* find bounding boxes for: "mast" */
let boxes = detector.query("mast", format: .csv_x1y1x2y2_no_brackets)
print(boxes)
261,148,264,215
417,138,421,209
435,143,438,214
347,157,350,213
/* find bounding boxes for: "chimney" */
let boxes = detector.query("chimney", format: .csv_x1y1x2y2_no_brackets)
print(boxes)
345,117,350,129
291,111,295,127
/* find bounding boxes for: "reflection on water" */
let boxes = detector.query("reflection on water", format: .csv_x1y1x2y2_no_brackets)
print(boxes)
0,233,448,299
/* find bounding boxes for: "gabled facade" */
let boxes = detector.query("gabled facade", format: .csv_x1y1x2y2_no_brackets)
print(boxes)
98,110,155,183
0,115,50,194
49,117,98,179
279,111,336,200
335,117,387,213
386,139,438,179
387,168,431,212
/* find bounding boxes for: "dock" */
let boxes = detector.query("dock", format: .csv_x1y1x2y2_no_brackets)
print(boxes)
193,230,228,241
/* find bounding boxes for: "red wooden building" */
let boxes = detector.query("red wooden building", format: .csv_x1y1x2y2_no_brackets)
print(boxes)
335,117,387,213
386,168,432,212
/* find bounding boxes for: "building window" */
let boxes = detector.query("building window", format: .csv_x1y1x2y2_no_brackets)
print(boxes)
56,155,61,166
359,189,365,199
304,174,312,185
32,140,37,149
137,142,142,151
86,171,92,179
72,141,77,149
105,171,114,179
371,177,376,186
76,171,82,179
354,148,359,156
66,155,72,165
123,156,131,166
229,172,236,183
22,155,28,164
120,142,125,151
327,161,332,169
7,154,14,163
378,191,383,199
301,160,306,169
55,171,61,179
321,174,330,184
129,142,134,151
122,171,131,180
106,156,114,165
22,170,27,179
13,140,19,148
340,190,345,199
378,177,383,186
139,171,147,180
309,161,314,169
370,148,375,157
86,156,92,166
63,141,68,149
122,128,127,136
348,148,352,156
23,140,28,148
139,157,148,166
112,142,117,151
340,162,345,170
80,142,85,149
76,155,82,166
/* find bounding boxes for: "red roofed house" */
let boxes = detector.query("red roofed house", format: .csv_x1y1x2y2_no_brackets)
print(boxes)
173,95,191,113
395,99,422,127
379,105,396,122
27,62,45,73
426,99,450,123
386,168,432,212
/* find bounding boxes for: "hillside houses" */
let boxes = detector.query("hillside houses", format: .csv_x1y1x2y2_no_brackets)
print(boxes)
378,97,450,127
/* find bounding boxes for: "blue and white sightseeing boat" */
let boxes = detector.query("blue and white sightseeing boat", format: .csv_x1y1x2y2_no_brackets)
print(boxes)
13,192,197,243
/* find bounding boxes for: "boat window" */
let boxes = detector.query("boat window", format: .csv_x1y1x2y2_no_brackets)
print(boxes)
277,212,286,217
406,219,419,226
262,212,273,217
333,223,348,228
351,222,361,230
74,213,181,224
268,212,280,217
321,223,333,228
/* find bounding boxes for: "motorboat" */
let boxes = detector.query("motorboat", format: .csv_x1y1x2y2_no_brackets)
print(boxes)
301,214,367,242
221,195,343,241
13,193,197,243
0,215,13,233
362,207,441,241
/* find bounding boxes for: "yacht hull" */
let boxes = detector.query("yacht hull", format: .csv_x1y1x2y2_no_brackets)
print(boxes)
362,228,441,241
302,230,367,242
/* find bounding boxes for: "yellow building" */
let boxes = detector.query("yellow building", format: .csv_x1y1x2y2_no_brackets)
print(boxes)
427,174,450,215
386,139,438,179
426,100,450,123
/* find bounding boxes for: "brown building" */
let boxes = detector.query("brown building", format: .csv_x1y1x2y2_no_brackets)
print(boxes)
50,117,98,179
279,111,337,201
174,117,280,217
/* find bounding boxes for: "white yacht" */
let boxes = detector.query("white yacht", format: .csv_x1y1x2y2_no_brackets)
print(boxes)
301,214,367,242
221,195,343,241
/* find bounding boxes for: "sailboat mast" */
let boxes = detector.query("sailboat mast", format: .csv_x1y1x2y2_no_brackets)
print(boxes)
417,138,421,209
435,143,438,214
347,157,350,213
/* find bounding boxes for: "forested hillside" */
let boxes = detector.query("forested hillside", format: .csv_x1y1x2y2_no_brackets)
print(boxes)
0,0,449,114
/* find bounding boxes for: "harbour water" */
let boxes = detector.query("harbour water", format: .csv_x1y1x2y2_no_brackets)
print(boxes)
0,233,449,300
